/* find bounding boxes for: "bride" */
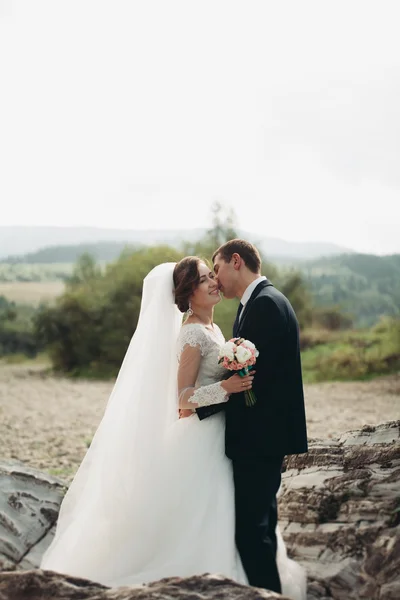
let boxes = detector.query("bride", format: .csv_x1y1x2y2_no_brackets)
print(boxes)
40,258,306,599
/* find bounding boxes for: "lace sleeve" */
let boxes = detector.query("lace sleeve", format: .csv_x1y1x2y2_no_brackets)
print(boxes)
187,381,228,407
177,326,228,409
177,324,209,357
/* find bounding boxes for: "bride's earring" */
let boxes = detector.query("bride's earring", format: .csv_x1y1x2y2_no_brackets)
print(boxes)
187,301,193,316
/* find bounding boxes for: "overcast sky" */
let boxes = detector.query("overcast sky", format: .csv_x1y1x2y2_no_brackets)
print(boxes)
1,0,399,254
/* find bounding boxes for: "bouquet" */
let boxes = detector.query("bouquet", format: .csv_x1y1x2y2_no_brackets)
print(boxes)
218,338,259,407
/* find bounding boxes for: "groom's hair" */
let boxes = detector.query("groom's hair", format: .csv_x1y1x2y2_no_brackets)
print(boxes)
212,239,261,274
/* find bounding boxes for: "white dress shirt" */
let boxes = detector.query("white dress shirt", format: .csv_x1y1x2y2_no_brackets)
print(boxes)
239,275,267,322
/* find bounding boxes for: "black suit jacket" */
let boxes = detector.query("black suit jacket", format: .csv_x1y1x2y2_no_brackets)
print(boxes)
197,280,308,459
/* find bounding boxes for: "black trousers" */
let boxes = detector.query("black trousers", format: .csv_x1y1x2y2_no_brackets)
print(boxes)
232,456,284,593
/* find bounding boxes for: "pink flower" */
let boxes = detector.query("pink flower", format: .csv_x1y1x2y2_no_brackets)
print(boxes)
223,358,231,369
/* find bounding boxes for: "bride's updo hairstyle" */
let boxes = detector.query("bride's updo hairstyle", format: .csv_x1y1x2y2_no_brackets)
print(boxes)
173,256,201,312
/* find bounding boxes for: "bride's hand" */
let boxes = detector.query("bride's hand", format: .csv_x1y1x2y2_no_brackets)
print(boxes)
179,408,194,419
221,372,255,394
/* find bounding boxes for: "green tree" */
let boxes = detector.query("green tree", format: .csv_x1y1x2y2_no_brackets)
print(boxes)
206,201,238,247
66,253,103,288
275,271,313,329
183,201,239,258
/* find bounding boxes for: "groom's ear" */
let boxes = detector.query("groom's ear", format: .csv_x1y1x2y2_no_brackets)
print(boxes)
232,253,242,270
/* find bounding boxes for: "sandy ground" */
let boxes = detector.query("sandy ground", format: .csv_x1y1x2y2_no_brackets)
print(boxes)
0,363,399,481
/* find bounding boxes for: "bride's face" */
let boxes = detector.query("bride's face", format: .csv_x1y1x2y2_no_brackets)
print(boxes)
213,253,239,300
190,262,221,309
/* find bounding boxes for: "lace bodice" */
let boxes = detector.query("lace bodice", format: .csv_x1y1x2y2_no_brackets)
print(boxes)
178,323,226,383
177,323,228,407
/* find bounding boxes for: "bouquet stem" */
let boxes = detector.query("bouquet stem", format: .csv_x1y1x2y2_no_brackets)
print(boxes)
238,367,257,407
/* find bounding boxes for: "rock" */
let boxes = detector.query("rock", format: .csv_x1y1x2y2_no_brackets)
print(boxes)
0,460,66,572
280,420,400,599
0,421,399,599
0,570,287,599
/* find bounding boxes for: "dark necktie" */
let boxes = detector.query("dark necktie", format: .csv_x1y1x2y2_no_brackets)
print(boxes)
233,302,243,337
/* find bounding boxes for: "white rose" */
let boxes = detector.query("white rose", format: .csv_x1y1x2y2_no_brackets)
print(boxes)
219,341,236,361
242,339,259,357
242,340,255,349
236,345,252,364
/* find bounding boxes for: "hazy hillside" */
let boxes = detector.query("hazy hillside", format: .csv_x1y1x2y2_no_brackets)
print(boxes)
2,242,137,264
0,226,351,261
0,227,205,259
300,253,400,326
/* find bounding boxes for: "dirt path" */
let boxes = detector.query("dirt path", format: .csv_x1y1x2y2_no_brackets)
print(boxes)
0,363,399,481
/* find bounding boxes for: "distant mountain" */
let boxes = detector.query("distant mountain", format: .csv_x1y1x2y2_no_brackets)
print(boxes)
252,237,354,261
0,226,351,262
298,253,400,327
0,226,205,259
2,242,139,264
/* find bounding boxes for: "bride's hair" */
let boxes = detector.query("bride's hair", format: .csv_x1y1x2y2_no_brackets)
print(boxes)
173,256,201,312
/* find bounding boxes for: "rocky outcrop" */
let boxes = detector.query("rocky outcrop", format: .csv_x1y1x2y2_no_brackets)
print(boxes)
280,421,400,599
0,460,66,572
0,571,287,599
0,421,399,599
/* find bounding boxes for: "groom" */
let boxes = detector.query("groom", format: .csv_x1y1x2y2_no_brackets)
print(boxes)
196,239,308,593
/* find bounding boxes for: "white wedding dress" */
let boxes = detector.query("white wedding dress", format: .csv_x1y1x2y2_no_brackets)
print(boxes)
41,264,306,599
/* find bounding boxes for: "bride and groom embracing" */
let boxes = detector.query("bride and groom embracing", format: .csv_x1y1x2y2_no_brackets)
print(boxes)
41,239,308,599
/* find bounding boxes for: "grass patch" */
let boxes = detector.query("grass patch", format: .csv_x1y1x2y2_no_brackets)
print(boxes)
0,351,51,366
47,466,76,480
302,317,400,383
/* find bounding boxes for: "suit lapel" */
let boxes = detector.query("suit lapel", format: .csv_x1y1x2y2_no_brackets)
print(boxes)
236,279,272,336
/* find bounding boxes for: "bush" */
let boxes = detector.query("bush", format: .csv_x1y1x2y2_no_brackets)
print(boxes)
35,246,182,376
0,297,42,357
312,306,353,331
299,328,338,350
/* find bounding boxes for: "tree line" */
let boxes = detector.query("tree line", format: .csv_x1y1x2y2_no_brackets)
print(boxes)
32,205,349,376
2,203,397,381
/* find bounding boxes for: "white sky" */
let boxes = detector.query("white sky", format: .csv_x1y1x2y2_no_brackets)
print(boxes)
1,0,399,254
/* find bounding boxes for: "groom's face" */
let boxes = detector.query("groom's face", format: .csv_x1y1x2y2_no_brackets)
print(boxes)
213,254,238,299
